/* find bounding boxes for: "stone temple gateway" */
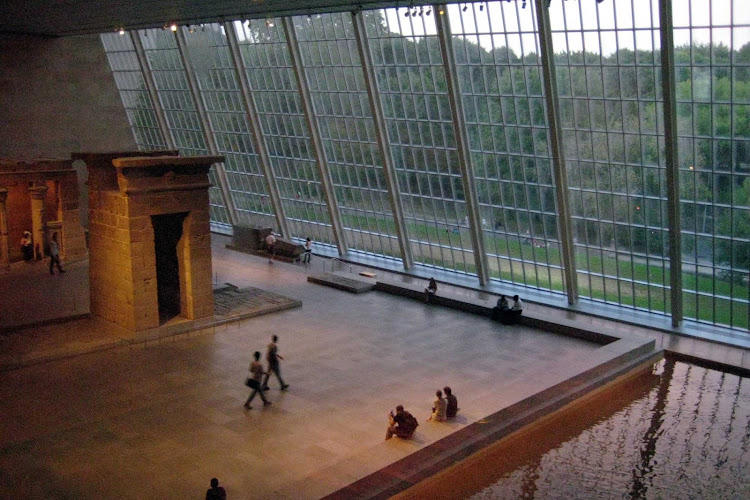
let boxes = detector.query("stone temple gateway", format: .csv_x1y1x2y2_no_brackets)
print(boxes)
77,152,223,332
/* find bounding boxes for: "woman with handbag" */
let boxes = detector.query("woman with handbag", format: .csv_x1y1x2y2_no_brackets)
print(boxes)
244,351,272,409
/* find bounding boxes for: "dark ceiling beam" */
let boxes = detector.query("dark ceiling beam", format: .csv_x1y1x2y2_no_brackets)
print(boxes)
0,0,450,37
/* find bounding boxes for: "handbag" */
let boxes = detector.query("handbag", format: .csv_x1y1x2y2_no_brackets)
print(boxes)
245,377,260,390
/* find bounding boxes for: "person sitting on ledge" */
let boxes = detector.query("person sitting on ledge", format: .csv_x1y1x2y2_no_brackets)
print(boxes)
509,294,524,323
386,405,418,440
444,386,459,418
424,277,438,303
427,389,447,422
492,294,510,322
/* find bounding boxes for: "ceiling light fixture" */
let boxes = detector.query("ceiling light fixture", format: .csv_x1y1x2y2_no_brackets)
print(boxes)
118,27,125,35
170,23,178,32
266,19,274,27
439,7,445,15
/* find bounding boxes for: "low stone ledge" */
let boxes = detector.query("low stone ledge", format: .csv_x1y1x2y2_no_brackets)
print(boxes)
308,273,376,294
374,278,617,346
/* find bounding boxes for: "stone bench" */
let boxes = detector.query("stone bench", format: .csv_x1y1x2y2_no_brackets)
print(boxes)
307,273,376,294
374,278,618,345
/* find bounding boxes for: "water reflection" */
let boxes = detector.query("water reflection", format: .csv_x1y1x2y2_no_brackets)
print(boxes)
400,358,750,499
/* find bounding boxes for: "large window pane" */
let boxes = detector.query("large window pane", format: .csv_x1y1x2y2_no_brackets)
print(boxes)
675,1,750,329
551,0,669,313
450,2,564,293
237,19,334,245
295,12,401,260
368,8,475,274
138,28,230,225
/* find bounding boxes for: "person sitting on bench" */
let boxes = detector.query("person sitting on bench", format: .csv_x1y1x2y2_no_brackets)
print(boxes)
492,294,510,322
509,294,523,323
424,277,438,303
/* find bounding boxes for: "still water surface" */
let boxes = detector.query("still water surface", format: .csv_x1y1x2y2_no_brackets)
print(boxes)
406,358,750,499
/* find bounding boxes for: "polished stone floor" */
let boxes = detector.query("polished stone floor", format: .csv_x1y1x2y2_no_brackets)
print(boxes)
0,237,602,499
0,235,745,499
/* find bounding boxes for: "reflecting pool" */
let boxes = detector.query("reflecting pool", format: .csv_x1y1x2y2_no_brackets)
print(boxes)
401,358,750,499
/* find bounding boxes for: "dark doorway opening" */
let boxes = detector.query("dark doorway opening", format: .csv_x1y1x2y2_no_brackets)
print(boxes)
151,212,188,324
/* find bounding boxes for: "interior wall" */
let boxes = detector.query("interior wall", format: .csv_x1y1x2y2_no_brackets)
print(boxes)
0,33,136,158
0,33,136,231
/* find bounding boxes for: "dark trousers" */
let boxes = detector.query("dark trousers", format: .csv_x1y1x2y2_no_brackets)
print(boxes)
263,363,286,389
49,255,64,274
302,250,311,263
245,382,269,405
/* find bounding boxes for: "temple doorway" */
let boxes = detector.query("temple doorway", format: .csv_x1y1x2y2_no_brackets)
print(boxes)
151,212,188,324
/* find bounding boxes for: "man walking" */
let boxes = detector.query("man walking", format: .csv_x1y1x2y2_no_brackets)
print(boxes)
263,335,289,391
265,232,277,264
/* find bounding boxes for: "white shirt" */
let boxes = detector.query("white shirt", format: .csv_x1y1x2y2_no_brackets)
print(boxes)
512,298,523,311
265,234,276,246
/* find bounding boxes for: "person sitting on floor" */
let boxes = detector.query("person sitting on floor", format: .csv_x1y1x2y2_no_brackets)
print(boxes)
427,389,447,422
386,405,418,440
424,277,438,303
492,294,510,322
444,386,459,418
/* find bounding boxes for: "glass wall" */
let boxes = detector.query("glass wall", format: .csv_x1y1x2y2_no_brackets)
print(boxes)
100,33,166,150
237,19,335,245
295,12,403,260
449,2,564,292
102,1,750,334
137,28,230,225
180,24,275,229
551,0,670,313
367,8,476,274
674,1,750,329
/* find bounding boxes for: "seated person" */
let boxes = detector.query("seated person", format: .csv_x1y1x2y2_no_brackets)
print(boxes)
491,294,510,321
424,277,438,303
444,386,458,418
427,390,447,422
386,405,419,440
510,294,523,322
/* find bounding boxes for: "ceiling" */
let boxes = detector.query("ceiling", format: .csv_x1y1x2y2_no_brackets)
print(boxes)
0,0,444,38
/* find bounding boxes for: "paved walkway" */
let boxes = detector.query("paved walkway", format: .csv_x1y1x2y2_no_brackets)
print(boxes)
0,234,745,499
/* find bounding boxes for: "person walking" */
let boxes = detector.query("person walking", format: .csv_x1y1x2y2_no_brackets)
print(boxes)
48,232,65,274
302,237,312,264
265,232,277,264
244,351,272,409
262,335,289,391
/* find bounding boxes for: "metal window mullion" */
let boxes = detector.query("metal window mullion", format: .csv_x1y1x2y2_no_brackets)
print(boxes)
282,17,347,254
658,0,683,327
131,31,175,150
174,28,238,227
534,0,578,304
224,21,290,238
435,4,489,285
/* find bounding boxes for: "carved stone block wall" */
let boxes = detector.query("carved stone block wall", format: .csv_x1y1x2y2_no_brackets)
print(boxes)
84,152,220,332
